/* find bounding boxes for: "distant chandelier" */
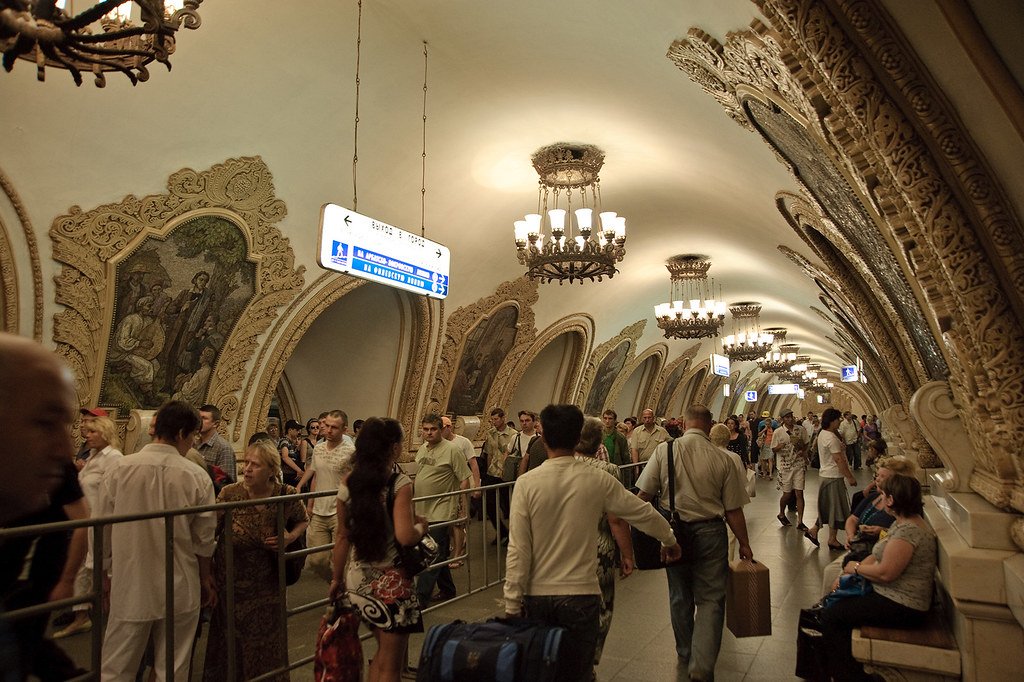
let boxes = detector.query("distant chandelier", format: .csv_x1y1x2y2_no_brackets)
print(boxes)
808,374,835,394
1,1,203,87
779,354,811,382
757,328,799,374
722,302,773,361
513,143,626,284
653,254,727,340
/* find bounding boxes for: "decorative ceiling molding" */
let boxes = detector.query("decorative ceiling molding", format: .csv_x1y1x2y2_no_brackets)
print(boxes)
651,341,702,418
605,342,667,416
429,276,539,415
576,319,646,408
49,156,305,433
492,313,595,410
776,190,934,387
0,166,43,339
753,0,1024,510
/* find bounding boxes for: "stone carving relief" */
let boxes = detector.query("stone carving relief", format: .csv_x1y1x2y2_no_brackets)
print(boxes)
492,314,595,410
747,0,1024,510
605,343,666,416
911,381,974,492
0,166,43,338
576,320,646,410
651,342,702,418
50,156,305,430
430,276,539,416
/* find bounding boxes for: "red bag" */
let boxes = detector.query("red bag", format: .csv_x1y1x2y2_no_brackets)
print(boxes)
314,597,363,682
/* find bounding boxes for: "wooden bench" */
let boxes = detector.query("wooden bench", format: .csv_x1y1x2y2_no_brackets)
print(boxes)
851,599,960,681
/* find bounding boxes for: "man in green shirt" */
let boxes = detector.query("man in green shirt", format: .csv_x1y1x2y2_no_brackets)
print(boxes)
415,413,472,604
601,409,630,466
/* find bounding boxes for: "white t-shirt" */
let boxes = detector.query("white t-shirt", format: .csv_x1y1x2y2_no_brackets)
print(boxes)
450,433,477,464
817,429,845,479
310,436,355,517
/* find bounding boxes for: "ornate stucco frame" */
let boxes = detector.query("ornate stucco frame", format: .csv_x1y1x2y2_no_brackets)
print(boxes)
575,320,646,409
50,156,305,428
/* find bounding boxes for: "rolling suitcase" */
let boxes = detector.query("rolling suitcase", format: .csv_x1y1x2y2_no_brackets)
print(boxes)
416,618,564,681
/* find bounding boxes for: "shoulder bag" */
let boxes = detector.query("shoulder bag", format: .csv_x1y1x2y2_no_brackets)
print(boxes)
385,473,439,577
631,439,697,569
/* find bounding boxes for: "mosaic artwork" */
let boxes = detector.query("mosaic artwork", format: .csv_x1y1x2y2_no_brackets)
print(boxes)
100,215,256,409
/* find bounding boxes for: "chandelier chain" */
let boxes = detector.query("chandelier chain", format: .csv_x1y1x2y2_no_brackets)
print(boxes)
420,40,429,238
352,0,363,211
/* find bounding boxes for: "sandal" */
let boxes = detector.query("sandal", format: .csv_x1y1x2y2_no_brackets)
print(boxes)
827,543,844,552
777,514,791,527
796,523,808,531
803,528,820,547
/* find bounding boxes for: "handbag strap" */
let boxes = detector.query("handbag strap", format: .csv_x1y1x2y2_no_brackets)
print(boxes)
665,438,680,522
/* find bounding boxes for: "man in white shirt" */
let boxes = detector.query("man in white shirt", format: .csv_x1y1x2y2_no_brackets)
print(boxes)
837,411,861,470
480,407,516,542
297,409,355,582
504,404,681,682
99,401,216,682
509,410,541,477
773,408,809,529
441,416,480,568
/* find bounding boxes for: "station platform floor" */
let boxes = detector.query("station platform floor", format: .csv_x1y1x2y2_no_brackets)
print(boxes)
55,466,875,680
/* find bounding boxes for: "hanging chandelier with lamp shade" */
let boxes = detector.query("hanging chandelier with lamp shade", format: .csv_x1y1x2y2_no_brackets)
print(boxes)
757,330,800,374
779,354,811,382
722,302,774,361
1,1,203,87
653,254,727,340
513,143,626,284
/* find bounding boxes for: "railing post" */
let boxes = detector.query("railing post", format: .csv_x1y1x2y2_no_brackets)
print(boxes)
164,517,175,682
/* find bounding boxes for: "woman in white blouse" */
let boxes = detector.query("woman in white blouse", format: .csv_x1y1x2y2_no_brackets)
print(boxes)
53,416,123,638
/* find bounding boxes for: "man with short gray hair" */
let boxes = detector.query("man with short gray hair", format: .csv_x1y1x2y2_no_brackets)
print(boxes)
636,404,752,681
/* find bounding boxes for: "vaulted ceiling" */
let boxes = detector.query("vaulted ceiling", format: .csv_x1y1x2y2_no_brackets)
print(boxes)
3,0,1022,407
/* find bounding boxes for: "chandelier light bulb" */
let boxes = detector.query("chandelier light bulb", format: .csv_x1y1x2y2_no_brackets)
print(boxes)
575,208,593,231
548,209,566,234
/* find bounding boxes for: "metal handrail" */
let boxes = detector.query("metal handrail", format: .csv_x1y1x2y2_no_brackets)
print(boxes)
1,478,517,680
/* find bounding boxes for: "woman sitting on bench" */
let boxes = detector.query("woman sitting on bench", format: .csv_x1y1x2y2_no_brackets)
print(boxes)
819,472,937,681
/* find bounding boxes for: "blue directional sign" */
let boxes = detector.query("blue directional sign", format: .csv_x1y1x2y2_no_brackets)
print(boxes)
744,390,758,402
768,383,800,395
841,365,858,382
317,204,451,299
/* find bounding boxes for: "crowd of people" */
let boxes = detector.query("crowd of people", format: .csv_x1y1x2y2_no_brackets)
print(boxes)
1,332,935,682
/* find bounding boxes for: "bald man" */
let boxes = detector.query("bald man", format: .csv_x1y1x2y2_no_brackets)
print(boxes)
0,333,79,680
0,333,78,524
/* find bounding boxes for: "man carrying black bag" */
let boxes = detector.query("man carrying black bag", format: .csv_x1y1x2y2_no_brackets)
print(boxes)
635,404,752,681
504,404,682,682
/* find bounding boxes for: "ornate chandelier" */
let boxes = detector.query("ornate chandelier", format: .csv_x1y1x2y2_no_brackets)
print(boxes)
757,328,799,374
722,302,773,361
778,354,811,382
513,143,626,284
1,1,203,87
653,254,727,340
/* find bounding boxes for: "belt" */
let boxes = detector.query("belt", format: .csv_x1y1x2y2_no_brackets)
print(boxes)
681,516,724,525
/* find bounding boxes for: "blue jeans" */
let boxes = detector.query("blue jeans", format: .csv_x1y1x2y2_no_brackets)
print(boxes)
665,520,728,680
415,526,454,604
523,594,601,682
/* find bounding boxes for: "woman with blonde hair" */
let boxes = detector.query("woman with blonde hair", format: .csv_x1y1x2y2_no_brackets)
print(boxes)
203,439,308,681
54,416,123,638
819,454,919,595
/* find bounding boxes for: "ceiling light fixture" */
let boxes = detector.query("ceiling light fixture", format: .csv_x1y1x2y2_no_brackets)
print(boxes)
1,1,203,87
757,329,799,374
653,254,727,340
513,143,626,284
722,302,773,361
